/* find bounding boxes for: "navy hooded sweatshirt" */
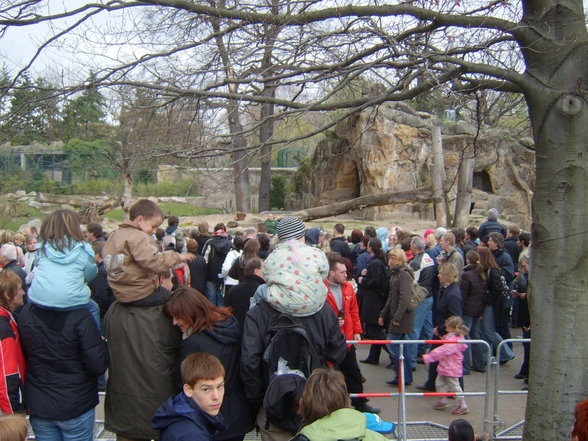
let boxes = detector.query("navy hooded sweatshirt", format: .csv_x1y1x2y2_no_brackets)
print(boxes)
152,392,226,441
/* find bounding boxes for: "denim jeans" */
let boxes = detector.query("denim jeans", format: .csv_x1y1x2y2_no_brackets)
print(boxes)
387,333,413,384
205,281,225,306
31,408,95,441
480,305,515,363
462,314,487,372
406,296,433,369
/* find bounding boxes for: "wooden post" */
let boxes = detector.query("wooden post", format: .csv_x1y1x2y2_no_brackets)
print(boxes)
453,146,474,227
430,124,447,227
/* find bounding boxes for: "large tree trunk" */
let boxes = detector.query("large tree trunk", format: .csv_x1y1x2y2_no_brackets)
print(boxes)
522,2,588,439
258,94,275,213
290,186,434,221
452,149,474,227
121,171,133,219
212,10,251,213
430,124,448,227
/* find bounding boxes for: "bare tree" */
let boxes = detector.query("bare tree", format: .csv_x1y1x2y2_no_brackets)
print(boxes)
2,2,588,439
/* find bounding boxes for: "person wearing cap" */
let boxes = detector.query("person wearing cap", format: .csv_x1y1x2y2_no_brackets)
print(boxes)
263,216,330,316
305,227,325,248
477,208,507,243
241,217,346,441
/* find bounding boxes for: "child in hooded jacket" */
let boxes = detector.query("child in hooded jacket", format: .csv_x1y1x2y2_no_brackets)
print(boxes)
422,316,469,415
27,209,100,323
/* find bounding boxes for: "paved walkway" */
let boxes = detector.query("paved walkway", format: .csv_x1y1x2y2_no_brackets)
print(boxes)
69,337,528,441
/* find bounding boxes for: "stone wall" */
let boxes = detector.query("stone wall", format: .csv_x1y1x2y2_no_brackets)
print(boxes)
288,102,535,228
157,166,297,212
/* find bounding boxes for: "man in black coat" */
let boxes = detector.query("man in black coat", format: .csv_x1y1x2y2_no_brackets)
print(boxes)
225,257,265,335
330,223,351,259
487,232,515,345
241,300,346,441
503,226,522,273
478,208,507,242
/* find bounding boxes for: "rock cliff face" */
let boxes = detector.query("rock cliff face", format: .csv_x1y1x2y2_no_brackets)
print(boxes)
288,102,535,228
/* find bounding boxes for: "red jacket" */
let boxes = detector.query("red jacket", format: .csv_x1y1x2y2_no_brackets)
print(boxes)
324,280,363,341
0,307,26,414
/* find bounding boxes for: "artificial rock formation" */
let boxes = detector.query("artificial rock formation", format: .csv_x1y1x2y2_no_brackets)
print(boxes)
288,102,535,228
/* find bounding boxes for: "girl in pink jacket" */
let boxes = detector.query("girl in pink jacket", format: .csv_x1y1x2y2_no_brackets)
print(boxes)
422,316,469,415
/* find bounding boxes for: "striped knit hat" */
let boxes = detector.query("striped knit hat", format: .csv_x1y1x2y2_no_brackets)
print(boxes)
276,216,306,242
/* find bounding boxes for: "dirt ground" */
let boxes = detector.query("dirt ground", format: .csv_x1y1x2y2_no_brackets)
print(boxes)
175,212,437,236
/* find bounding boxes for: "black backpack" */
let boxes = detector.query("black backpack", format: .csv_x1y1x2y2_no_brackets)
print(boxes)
261,302,322,433
486,269,511,309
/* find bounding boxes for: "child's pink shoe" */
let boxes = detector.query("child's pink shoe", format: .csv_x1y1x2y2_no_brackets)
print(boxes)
433,401,448,410
452,404,469,415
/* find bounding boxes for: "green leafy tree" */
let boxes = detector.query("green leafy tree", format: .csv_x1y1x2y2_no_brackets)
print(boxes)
60,83,106,141
2,73,58,144
64,138,117,180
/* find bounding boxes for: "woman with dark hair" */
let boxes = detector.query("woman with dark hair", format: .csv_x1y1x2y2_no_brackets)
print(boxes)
165,287,253,441
460,250,488,373
291,369,387,441
186,239,207,295
228,239,260,283
448,419,476,441
257,234,270,260
478,247,515,365
358,238,390,365
221,236,245,297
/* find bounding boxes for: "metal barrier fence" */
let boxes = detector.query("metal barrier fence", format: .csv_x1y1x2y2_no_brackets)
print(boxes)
28,338,530,441
346,338,530,441
493,338,531,440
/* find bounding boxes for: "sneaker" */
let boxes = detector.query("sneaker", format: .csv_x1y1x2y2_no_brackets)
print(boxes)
452,404,469,415
433,401,448,410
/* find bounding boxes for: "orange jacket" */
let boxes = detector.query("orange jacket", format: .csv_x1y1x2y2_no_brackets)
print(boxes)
324,280,363,341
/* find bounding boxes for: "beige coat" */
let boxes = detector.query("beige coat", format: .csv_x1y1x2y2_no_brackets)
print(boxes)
103,221,182,302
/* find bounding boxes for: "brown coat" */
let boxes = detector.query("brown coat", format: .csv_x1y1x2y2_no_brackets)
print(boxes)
380,265,414,334
103,221,182,302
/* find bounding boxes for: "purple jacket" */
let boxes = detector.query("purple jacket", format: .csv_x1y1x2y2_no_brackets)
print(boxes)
422,332,467,377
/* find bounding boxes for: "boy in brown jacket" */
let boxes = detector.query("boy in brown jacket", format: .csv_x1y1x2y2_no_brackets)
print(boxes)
103,199,195,441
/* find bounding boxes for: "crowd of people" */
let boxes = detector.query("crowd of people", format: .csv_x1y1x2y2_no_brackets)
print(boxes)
0,202,582,441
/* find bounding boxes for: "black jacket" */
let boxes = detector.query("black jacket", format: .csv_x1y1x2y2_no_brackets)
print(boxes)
89,262,115,319
330,237,351,259
435,283,463,335
225,275,265,335
513,272,530,328
187,253,207,295
503,237,521,273
241,302,346,406
478,219,507,242
460,264,486,318
18,304,108,419
492,248,515,284
175,317,254,440
203,237,232,283
358,257,389,325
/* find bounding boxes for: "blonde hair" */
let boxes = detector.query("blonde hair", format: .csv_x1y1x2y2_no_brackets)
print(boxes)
439,262,459,283
0,414,27,441
445,316,469,337
388,247,407,265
